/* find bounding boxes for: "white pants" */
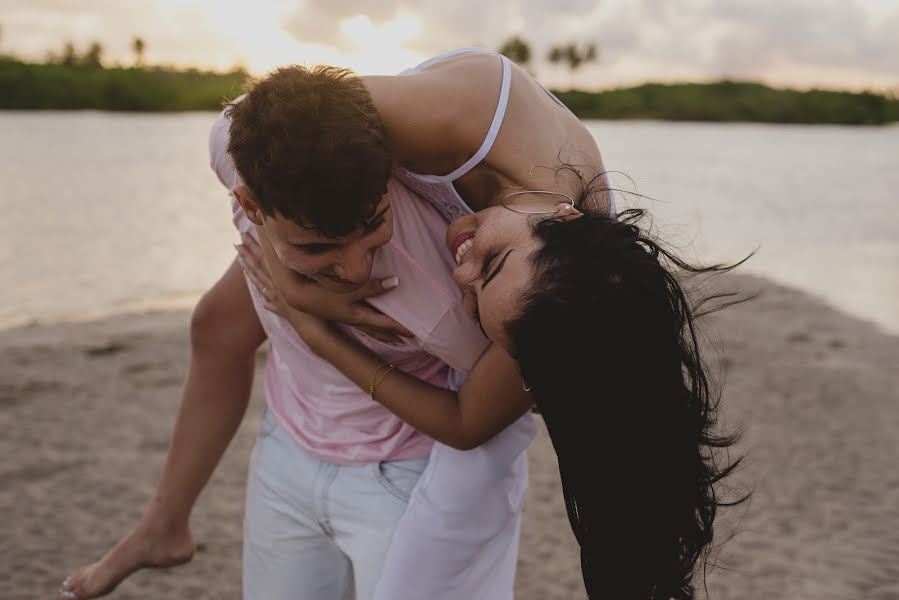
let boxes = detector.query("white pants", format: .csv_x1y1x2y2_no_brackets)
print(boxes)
373,414,537,600
243,408,429,599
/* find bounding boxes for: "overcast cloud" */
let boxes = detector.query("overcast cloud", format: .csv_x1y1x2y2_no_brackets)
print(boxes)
1,0,896,90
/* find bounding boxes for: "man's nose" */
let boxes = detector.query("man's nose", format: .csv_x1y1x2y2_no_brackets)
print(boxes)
333,245,375,284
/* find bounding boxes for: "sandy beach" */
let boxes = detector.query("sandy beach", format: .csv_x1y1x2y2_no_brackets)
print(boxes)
2,273,898,600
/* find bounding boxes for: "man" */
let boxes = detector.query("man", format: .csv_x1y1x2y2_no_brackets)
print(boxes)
62,55,535,600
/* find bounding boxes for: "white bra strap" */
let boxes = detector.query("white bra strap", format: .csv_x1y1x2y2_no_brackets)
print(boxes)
401,46,491,74
436,55,512,182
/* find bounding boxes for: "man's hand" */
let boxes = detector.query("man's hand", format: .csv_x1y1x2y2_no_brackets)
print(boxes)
235,231,413,344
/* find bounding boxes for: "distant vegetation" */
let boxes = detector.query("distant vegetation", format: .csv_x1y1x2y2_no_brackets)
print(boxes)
495,35,898,125
0,38,895,123
0,36,248,111
0,57,247,111
553,82,899,125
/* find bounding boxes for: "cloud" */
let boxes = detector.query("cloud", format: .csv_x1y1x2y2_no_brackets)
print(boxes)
280,0,521,53
281,0,407,47
1,0,896,89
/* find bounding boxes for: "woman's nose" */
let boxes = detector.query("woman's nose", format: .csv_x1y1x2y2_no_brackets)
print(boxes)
452,261,476,288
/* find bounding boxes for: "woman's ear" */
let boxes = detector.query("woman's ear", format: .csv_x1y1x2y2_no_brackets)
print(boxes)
554,203,583,223
233,184,265,226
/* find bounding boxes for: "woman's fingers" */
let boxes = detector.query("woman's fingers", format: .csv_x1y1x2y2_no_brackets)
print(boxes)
350,276,400,303
235,239,290,317
237,233,270,274
236,246,274,302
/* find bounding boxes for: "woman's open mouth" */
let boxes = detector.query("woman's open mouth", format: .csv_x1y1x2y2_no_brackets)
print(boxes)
450,231,476,265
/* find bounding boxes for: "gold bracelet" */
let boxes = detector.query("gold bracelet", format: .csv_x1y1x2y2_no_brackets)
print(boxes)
369,363,396,398
369,362,395,396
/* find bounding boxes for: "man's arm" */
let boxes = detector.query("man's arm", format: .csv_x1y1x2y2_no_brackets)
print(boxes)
61,259,265,600
150,257,265,521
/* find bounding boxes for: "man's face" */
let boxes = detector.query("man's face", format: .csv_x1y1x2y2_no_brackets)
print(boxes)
236,186,394,293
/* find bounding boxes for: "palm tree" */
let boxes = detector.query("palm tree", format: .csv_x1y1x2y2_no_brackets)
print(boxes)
547,42,599,88
132,36,145,67
83,41,104,68
62,41,77,66
498,35,531,67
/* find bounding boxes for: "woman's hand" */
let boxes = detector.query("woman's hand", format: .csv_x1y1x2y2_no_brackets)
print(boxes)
235,230,411,345
235,233,289,317
235,233,335,351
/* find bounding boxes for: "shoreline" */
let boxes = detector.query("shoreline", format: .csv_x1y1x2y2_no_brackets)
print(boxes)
3,272,899,599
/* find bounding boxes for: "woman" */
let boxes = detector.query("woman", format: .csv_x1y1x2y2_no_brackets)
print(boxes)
239,182,744,599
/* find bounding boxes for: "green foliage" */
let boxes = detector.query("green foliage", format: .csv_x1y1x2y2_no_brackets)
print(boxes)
552,81,898,125
0,57,248,111
0,57,894,124
83,41,104,68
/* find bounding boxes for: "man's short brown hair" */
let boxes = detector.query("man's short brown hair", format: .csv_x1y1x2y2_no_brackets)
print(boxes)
226,65,392,238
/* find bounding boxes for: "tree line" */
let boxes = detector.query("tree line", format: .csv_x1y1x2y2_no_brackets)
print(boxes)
494,35,897,124
43,37,146,69
0,29,895,123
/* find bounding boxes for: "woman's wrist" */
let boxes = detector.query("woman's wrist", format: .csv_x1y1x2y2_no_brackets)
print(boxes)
286,310,337,355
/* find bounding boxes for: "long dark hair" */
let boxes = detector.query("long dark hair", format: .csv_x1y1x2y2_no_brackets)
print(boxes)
505,207,747,599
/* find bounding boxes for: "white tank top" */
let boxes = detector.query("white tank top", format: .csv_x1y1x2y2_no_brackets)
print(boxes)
392,47,616,221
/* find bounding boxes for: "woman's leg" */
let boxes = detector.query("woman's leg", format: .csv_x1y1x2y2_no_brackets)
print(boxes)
60,258,266,599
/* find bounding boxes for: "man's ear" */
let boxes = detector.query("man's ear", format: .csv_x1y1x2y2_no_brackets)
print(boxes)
234,184,265,226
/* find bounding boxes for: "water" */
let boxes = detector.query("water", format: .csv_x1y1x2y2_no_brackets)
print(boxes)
589,121,899,334
1,112,897,333
1,112,236,329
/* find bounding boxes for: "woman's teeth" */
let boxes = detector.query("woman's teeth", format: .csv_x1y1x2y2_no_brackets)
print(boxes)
454,238,474,265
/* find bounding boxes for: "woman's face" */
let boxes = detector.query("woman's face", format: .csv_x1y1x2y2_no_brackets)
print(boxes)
445,201,581,348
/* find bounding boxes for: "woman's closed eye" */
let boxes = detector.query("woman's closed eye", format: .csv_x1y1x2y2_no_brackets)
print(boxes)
480,251,499,279
480,249,513,289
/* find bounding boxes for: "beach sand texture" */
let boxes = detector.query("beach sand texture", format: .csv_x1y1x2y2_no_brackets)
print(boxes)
2,274,898,599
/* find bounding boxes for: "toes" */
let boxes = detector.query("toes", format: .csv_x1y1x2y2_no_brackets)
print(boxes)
60,573,85,599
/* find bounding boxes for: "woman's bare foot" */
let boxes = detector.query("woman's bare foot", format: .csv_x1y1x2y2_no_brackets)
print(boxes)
59,516,194,599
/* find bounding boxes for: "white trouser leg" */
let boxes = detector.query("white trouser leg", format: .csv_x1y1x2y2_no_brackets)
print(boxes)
373,414,537,600
243,407,429,600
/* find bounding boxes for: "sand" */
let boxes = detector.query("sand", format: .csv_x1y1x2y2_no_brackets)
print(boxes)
1,273,898,600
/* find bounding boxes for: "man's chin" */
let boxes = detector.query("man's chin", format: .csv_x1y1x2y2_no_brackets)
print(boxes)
314,276,366,294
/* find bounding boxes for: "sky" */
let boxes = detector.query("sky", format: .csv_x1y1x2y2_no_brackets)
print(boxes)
1,0,897,91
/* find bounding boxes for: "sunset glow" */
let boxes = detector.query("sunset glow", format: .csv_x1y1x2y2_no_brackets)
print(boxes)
1,0,896,90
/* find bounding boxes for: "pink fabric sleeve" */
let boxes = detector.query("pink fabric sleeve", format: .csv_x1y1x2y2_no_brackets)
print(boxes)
208,99,244,190
423,300,491,374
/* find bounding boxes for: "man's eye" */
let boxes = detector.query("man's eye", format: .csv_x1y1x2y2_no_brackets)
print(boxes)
295,245,333,255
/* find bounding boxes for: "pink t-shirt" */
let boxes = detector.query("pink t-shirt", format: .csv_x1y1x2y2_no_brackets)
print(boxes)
209,114,490,465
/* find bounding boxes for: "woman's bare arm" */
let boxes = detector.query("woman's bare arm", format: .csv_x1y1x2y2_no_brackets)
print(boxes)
362,53,503,172
240,230,533,450
302,318,531,450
